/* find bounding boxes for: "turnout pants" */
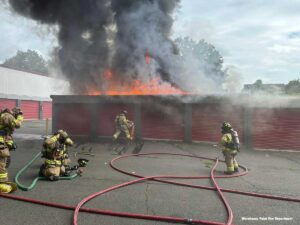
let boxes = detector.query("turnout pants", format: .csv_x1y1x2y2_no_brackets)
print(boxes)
223,150,238,172
113,126,131,140
43,164,67,178
0,148,9,182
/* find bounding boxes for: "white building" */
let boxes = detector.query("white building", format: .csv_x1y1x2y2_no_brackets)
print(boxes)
0,66,69,100
0,66,70,119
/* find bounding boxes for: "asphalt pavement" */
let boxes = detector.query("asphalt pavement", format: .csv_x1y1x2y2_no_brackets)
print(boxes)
1,121,299,225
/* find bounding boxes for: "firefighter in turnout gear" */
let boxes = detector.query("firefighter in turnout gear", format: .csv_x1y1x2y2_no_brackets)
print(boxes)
0,107,23,193
113,111,134,141
41,130,74,181
220,122,240,175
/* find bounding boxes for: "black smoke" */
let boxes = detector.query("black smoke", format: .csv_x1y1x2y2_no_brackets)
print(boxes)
111,0,180,84
9,0,112,94
8,0,181,94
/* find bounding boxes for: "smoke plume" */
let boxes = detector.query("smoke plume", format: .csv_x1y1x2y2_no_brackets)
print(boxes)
111,0,180,84
9,0,113,94
8,0,184,94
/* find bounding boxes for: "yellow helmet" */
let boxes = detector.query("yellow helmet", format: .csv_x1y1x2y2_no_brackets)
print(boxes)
0,182,17,193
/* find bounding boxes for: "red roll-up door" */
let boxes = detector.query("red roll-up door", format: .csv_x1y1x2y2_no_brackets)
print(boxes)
252,108,300,150
97,103,134,137
56,103,89,135
192,104,244,143
43,102,52,119
141,104,184,141
0,99,16,110
21,100,39,120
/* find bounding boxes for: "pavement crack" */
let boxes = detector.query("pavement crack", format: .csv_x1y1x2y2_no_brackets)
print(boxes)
145,183,150,214
144,183,155,215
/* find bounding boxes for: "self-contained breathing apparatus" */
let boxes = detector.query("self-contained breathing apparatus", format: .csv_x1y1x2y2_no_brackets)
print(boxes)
231,129,240,151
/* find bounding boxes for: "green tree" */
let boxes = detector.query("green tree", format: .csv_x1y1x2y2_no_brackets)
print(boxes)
175,37,225,83
285,79,300,94
2,50,48,75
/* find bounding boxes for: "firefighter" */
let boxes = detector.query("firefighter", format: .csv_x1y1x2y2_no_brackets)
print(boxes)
41,129,74,181
113,110,134,141
0,107,23,193
220,122,240,175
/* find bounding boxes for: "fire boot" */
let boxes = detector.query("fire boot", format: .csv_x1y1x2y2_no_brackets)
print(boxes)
62,170,71,177
0,181,17,193
49,175,59,181
62,166,72,177
234,167,239,173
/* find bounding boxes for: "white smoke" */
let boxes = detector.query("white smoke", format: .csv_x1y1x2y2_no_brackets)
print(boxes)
223,65,243,93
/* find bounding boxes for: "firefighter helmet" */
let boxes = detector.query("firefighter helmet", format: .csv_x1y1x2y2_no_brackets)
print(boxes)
221,122,232,131
12,107,23,117
122,110,128,114
57,129,69,142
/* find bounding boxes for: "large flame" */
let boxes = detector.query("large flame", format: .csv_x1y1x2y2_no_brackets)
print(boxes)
88,68,188,96
88,76,187,95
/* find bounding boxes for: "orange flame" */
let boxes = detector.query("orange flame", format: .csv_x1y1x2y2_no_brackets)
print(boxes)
88,69,187,96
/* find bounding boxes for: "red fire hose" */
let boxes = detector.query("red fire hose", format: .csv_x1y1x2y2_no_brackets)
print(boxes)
1,152,300,225
73,157,234,225
210,158,233,225
110,153,300,202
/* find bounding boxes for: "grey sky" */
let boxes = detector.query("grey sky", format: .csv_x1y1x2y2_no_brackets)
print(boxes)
174,0,300,84
1,0,300,84
0,3,57,61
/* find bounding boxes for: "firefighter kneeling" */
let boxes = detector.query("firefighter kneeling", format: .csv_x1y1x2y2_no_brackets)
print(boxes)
113,110,134,142
41,130,74,181
220,122,240,175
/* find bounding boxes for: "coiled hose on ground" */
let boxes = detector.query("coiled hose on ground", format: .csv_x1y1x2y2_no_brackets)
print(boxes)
0,152,299,225
14,152,78,191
